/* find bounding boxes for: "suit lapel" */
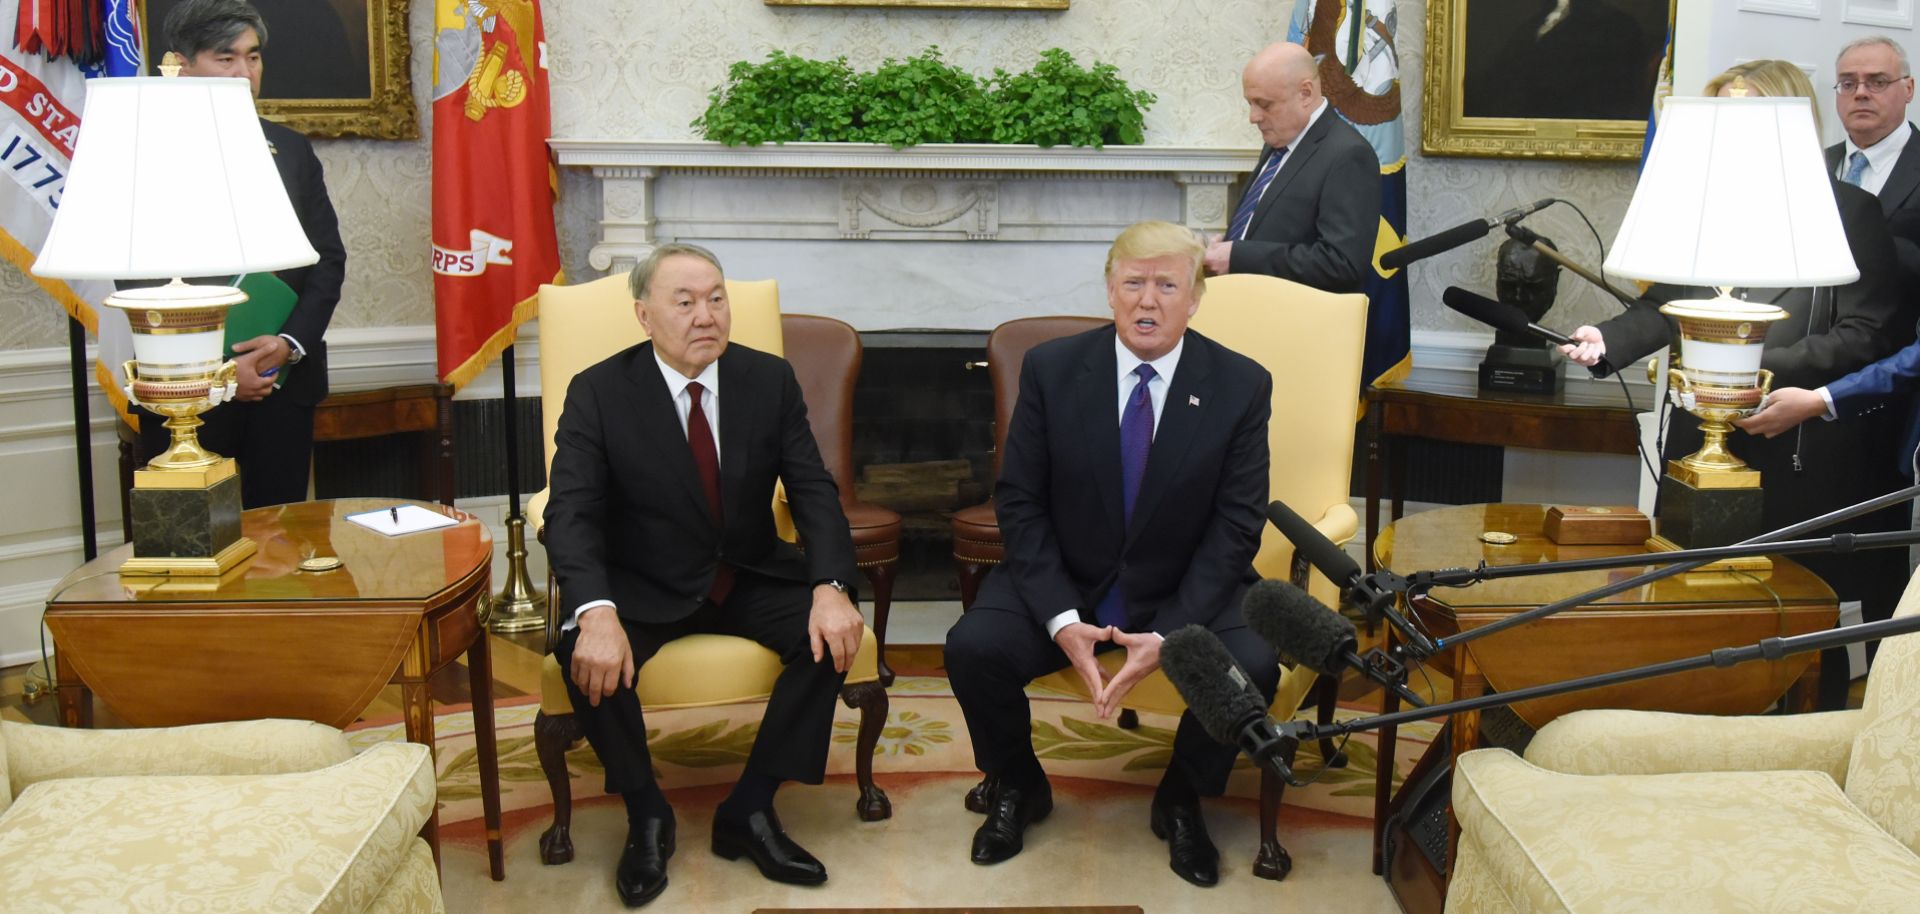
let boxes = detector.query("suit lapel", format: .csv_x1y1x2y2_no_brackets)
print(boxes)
1075,331,1125,535
716,349,755,530
625,343,720,527
1246,115,1328,238
1878,124,1920,217
1124,333,1211,549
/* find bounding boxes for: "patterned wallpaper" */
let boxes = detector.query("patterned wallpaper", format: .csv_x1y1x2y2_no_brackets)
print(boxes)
0,0,1638,351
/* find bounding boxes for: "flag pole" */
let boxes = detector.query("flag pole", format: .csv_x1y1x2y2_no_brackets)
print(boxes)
487,342,546,632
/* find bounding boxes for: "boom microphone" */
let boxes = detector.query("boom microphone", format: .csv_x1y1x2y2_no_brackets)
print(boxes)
1242,580,1428,707
1265,499,1439,657
1160,625,1300,785
1441,286,1577,347
1379,199,1556,271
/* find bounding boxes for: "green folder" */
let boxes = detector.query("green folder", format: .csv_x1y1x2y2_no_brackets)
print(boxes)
225,273,299,388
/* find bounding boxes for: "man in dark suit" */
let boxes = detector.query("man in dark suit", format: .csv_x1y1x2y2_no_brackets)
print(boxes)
1203,41,1379,294
1825,36,1920,287
545,243,866,907
946,221,1277,887
145,0,345,509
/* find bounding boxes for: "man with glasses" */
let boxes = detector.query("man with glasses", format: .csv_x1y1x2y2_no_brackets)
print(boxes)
1829,35,1920,285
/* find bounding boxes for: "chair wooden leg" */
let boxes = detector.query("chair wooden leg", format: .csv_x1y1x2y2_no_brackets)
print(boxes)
1117,709,1139,730
535,709,582,865
1253,749,1294,881
1315,675,1348,768
955,558,987,610
965,774,997,814
862,561,898,686
841,681,893,821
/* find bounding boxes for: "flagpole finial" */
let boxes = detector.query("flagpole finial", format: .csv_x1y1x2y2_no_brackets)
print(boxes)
160,52,184,78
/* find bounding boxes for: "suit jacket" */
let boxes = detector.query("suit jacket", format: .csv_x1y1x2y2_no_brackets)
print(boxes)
544,342,859,625
259,120,345,407
1826,123,1920,290
981,326,1271,636
1227,110,1381,294
1591,179,1916,521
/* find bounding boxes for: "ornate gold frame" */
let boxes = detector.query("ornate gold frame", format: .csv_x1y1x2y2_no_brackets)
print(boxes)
1421,0,1670,161
766,0,1067,8
142,0,417,140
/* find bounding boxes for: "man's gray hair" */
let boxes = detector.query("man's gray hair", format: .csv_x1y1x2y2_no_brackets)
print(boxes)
628,243,725,300
1839,35,1910,77
163,0,269,59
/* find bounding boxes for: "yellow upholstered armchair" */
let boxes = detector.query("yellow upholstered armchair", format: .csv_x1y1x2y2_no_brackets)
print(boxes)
0,718,441,913
526,273,891,867
1447,568,1920,913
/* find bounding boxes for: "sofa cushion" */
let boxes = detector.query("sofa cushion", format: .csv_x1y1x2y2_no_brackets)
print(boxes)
1452,748,1920,914
0,718,9,817
0,742,434,914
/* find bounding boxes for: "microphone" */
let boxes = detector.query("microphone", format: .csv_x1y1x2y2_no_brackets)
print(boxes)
1441,287,1576,347
1380,199,1556,271
1242,580,1428,707
1265,499,1438,657
1159,625,1301,785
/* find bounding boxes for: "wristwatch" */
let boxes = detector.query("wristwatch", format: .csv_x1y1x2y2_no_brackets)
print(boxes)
816,578,850,594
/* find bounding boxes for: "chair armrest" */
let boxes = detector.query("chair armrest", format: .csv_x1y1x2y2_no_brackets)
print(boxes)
1525,708,1864,785
528,487,549,538
4,719,354,793
1312,501,1359,548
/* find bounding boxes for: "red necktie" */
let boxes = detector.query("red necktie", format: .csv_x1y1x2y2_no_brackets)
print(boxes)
685,382,732,604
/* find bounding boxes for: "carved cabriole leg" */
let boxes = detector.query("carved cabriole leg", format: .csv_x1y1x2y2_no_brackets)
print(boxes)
955,558,988,610
862,561,898,686
1253,745,1295,881
1316,675,1348,768
841,681,893,821
535,709,582,865
1117,708,1140,730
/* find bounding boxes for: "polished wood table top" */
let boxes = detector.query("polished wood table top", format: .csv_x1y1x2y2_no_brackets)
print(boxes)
1368,367,1643,454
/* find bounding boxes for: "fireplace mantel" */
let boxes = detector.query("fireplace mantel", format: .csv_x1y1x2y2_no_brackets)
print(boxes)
550,139,1259,331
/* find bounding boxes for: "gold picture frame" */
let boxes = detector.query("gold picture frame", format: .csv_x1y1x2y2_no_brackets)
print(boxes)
142,0,417,140
766,0,1067,8
1422,0,1672,161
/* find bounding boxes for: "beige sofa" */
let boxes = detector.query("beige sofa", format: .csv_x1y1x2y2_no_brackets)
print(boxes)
0,718,443,913
1448,569,1920,912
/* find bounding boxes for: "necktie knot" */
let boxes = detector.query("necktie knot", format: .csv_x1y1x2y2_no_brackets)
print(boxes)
686,381,705,400
1133,363,1157,385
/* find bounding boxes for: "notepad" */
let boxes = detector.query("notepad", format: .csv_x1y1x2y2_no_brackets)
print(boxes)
346,504,461,536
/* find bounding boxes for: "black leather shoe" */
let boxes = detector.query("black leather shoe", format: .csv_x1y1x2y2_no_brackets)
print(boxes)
616,814,675,907
1150,795,1219,887
711,808,828,885
970,780,1053,865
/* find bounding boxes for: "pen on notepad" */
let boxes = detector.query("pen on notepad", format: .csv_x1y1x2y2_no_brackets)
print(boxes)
390,507,399,525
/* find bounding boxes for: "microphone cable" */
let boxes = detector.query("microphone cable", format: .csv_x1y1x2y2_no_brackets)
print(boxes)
1559,196,1665,488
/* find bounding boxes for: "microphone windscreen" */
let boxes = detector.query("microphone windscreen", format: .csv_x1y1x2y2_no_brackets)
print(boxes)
1441,287,1531,335
1266,500,1360,588
1242,579,1359,677
1379,219,1491,271
1161,625,1270,746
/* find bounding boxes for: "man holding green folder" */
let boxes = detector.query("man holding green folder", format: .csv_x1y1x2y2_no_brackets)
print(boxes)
133,0,347,509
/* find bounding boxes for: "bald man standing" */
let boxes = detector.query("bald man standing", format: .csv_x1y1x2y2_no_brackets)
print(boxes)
1204,42,1380,294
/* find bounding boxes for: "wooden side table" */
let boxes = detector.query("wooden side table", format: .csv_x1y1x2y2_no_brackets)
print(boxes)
44,498,504,882
1368,504,1837,914
1364,368,1642,571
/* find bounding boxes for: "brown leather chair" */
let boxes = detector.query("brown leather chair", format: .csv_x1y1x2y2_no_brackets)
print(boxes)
951,316,1111,607
784,314,904,685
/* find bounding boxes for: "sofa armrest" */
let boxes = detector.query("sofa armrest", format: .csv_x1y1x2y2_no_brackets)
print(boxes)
4,719,354,794
1525,708,1864,785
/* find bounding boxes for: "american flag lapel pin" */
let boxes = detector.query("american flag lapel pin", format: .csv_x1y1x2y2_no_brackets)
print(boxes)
1189,395,1200,407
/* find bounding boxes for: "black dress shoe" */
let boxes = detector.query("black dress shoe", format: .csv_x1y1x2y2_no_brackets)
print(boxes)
711,808,828,885
1150,795,1219,887
616,814,675,907
970,780,1053,865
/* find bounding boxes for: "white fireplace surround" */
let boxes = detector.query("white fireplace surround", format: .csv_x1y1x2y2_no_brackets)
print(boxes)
549,140,1258,331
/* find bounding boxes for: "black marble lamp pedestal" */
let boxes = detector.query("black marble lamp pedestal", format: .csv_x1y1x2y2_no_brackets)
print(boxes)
124,457,256,575
1649,465,1770,574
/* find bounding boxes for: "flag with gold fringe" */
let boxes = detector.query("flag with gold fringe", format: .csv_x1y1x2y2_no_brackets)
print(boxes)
431,0,561,391
1291,0,1411,390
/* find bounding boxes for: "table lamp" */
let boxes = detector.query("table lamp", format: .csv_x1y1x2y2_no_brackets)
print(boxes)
1604,91,1857,568
33,70,319,575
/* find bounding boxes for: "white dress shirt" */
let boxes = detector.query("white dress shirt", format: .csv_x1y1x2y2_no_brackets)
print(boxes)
1043,337,1186,641
565,352,722,630
1235,99,1330,237
1840,122,1912,197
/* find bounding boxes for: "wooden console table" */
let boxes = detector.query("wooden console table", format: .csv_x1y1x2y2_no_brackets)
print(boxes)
44,498,504,882
1369,504,1837,914
1364,367,1642,571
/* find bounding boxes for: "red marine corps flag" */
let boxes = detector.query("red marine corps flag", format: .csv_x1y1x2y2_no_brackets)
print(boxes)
432,0,560,390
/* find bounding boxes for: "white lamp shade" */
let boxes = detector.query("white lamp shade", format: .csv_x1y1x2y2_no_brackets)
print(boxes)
31,77,318,280
1605,96,1857,288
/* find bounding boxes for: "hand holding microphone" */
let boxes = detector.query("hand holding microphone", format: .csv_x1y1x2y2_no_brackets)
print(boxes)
1559,325,1607,368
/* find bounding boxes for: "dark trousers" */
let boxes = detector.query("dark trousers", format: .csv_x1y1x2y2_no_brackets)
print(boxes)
944,605,1280,796
554,572,850,796
138,397,315,509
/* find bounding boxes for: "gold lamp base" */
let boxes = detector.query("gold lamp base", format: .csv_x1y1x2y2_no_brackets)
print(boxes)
120,536,258,576
487,515,548,633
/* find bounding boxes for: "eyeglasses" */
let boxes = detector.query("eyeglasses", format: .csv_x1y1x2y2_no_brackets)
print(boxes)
1835,76,1912,94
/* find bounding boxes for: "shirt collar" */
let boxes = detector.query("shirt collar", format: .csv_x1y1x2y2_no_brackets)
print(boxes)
653,348,720,401
1115,333,1185,386
1848,121,1911,172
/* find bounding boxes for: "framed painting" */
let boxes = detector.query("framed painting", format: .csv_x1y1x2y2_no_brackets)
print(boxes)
1423,0,1674,160
766,0,1067,8
142,0,416,139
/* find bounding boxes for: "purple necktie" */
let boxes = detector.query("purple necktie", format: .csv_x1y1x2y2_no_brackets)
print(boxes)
1228,149,1286,241
1095,363,1157,629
